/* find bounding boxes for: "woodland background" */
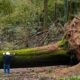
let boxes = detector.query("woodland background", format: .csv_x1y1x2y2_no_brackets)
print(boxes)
0,0,80,50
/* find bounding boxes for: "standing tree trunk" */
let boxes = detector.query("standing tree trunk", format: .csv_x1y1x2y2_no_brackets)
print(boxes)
54,1,57,22
64,0,68,23
44,0,48,31
43,0,49,45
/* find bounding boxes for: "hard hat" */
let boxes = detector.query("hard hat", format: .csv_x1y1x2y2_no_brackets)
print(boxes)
6,52,10,55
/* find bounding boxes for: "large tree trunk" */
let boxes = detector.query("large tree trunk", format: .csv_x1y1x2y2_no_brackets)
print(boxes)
0,42,69,68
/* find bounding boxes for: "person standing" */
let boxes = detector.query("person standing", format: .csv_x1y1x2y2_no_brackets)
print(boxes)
3,52,13,76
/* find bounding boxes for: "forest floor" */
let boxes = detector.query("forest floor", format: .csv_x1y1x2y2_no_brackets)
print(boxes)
0,63,80,80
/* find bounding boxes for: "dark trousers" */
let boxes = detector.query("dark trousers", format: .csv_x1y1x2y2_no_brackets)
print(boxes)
3,64,10,74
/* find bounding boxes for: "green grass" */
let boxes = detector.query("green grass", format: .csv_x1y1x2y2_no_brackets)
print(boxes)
60,76,80,80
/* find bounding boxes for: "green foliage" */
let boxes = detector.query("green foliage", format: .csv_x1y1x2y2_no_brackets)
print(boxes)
59,76,80,80
58,39,69,49
0,0,14,15
58,39,66,46
0,0,80,49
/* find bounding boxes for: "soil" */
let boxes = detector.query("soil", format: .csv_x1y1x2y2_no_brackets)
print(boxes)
0,63,80,80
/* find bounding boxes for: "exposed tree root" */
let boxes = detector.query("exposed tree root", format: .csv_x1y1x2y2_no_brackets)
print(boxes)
66,17,80,61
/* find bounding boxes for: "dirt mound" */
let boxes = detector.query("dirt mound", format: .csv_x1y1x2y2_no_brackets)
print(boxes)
54,63,80,77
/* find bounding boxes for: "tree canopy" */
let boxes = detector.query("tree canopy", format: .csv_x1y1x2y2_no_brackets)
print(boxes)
0,0,80,50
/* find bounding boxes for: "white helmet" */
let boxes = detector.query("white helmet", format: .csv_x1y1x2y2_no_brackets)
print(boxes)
6,52,10,55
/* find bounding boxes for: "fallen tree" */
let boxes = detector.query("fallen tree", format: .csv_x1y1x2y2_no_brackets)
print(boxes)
0,41,69,68
0,17,80,67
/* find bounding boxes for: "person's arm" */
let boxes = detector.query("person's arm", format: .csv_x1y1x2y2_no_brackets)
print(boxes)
11,53,15,56
3,53,5,55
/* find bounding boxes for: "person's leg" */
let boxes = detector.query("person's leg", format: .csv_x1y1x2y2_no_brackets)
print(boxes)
3,64,7,74
7,64,10,74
